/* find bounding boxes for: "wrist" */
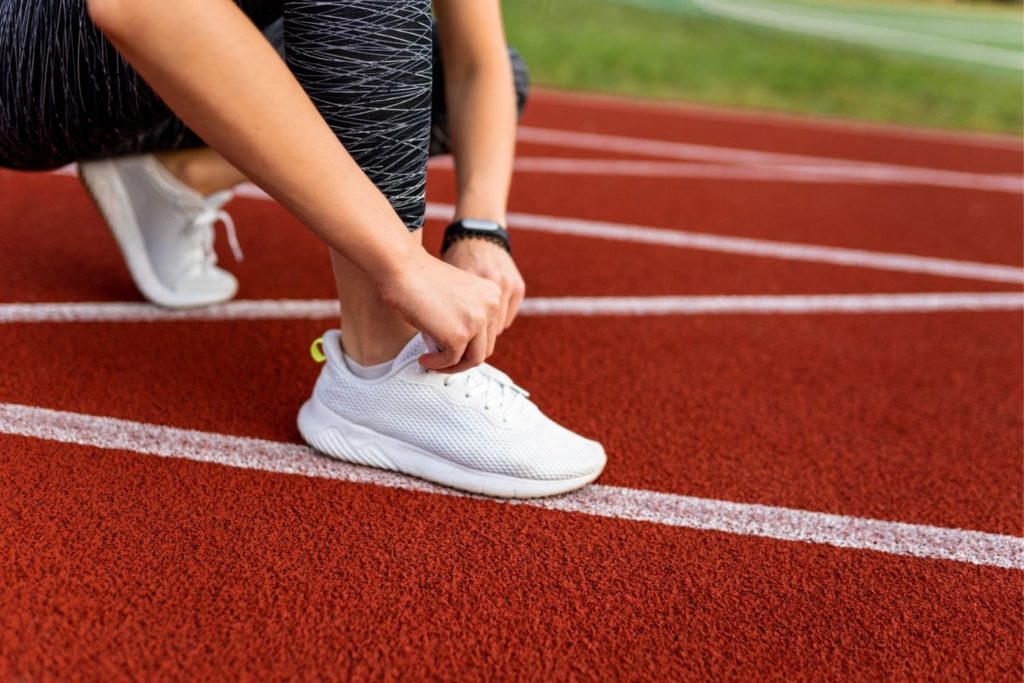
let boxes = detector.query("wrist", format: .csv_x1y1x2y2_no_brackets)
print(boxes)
453,191,507,227
442,219,511,255
377,241,429,304
454,210,507,227
370,228,420,289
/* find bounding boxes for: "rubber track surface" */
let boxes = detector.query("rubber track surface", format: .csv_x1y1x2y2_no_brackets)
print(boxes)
1,90,1021,680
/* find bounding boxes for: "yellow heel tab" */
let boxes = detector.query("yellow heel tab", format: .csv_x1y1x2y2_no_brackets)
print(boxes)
310,337,326,363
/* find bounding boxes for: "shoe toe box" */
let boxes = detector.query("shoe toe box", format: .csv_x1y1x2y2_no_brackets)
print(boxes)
514,417,607,481
171,267,238,307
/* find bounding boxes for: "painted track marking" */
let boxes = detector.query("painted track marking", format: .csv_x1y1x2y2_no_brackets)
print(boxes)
429,204,1024,285
226,184,1024,286
431,155,1023,192
1,293,1021,324
0,401,1019,569
516,127,1023,194
488,208,1024,285
531,89,1024,150
44,170,1024,285
58,166,1021,287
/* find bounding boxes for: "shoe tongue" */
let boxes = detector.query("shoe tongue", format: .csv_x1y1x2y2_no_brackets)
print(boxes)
203,190,233,211
392,333,430,368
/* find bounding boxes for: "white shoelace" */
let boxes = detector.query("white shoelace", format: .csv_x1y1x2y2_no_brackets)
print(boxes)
442,364,530,422
187,205,244,266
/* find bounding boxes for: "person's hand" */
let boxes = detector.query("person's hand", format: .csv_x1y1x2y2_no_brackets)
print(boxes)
442,238,525,332
379,246,502,373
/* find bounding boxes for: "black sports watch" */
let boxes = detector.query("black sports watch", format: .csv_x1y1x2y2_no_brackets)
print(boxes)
441,218,511,255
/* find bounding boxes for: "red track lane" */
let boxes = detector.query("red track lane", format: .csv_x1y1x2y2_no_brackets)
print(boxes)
1,313,1019,535
1,435,1020,681
0,172,1015,304
490,174,1024,268
2,91,1022,680
524,91,1024,175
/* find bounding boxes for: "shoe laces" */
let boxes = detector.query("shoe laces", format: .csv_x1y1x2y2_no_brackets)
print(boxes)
186,192,244,267
441,364,530,422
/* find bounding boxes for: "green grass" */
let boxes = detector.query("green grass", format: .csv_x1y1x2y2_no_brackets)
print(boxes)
685,0,1024,50
503,0,1024,133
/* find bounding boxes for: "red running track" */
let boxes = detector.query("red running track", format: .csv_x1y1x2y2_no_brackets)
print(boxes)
1,90,1022,680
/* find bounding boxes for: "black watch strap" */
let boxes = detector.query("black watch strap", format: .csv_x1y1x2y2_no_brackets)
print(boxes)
441,219,511,255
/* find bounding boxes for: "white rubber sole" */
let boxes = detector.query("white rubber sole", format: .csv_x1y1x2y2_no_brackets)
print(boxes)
79,159,236,309
297,394,604,499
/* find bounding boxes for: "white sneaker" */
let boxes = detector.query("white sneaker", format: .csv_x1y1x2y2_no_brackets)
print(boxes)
79,154,242,308
298,331,607,498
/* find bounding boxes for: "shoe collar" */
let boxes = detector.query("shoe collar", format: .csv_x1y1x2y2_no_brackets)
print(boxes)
323,331,528,397
322,330,425,383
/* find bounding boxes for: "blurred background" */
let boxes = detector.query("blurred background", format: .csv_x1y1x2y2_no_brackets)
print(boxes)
504,0,1024,133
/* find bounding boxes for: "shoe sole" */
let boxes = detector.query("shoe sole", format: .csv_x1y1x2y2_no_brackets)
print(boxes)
297,394,604,499
79,159,236,309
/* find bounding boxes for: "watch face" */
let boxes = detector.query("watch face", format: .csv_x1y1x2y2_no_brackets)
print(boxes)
460,219,502,232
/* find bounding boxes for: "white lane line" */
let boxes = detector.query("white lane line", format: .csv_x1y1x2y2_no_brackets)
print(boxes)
59,173,1022,285
0,401,1019,569
771,163,1022,193
693,0,1023,70
520,293,1024,316
516,127,1023,194
224,188,1024,285
2,293,1021,324
530,89,1024,151
0,299,340,323
508,158,869,183
443,206,1023,285
431,155,1023,192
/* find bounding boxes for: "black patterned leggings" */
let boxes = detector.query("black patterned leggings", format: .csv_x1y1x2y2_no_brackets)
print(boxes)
0,1,528,230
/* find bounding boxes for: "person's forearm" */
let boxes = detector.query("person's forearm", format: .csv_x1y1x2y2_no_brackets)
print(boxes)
88,0,414,283
444,52,516,226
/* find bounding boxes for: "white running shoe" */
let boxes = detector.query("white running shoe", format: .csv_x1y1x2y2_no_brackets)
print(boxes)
298,331,607,498
79,154,242,308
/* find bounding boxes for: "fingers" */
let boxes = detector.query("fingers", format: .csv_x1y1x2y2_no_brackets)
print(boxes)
496,287,511,332
444,242,524,334
446,332,489,374
408,260,502,373
427,298,500,373
493,265,525,332
418,301,500,374
459,295,500,371
489,272,524,334
486,319,497,358
504,278,525,331
418,338,464,371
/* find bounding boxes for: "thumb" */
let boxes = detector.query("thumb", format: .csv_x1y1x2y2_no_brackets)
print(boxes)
418,333,460,371
419,348,460,371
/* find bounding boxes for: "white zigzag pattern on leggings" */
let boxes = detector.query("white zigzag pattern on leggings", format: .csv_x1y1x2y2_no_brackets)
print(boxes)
284,0,432,229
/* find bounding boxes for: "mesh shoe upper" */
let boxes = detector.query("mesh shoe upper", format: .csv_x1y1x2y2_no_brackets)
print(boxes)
313,331,606,481
116,156,241,287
